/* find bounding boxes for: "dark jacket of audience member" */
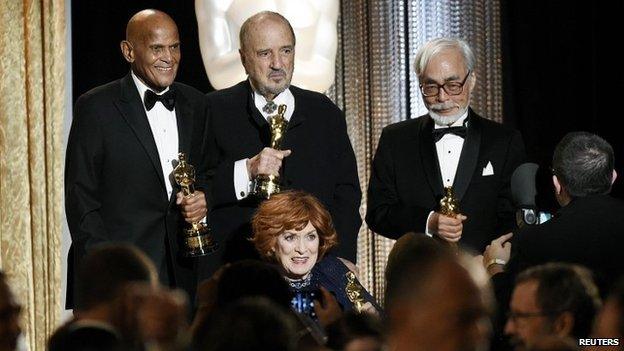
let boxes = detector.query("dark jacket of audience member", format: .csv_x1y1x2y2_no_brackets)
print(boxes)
500,132,624,294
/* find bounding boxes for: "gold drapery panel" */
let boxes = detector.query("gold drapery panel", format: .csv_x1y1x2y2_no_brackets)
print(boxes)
329,0,503,300
0,0,65,350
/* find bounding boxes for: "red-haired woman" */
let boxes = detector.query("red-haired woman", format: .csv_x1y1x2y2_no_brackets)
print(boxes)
251,190,379,319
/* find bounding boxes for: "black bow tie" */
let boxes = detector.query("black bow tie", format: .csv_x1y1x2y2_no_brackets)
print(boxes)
432,126,467,142
144,89,176,111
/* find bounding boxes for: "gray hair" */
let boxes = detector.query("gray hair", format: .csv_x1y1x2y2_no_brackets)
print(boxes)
552,132,615,198
413,38,475,77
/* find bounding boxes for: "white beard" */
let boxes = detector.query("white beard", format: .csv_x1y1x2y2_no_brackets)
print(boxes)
429,107,468,126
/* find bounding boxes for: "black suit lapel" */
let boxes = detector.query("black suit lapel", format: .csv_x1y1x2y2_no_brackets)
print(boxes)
453,109,482,201
174,87,193,156
114,74,166,192
286,87,305,132
245,82,271,146
419,116,444,199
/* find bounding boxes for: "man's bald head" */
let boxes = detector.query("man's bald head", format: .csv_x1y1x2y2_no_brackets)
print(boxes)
121,9,180,91
126,9,177,44
239,11,295,52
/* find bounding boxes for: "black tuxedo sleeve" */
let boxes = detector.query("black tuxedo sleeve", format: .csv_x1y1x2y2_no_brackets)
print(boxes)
366,129,432,239
329,110,362,261
65,96,110,250
495,131,527,235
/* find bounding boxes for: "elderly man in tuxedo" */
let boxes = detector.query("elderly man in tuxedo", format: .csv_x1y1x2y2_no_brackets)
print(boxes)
65,9,207,308
366,37,525,252
199,11,361,281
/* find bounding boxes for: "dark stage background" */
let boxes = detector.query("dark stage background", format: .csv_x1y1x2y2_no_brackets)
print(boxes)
501,0,624,210
72,1,624,211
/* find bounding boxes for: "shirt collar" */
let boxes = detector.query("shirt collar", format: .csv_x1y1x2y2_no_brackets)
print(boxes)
253,87,295,121
131,71,170,101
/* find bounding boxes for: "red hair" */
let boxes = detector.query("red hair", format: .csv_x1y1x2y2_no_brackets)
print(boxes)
251,190,338,261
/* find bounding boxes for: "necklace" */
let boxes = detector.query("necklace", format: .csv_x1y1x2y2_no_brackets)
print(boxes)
288,273,312,290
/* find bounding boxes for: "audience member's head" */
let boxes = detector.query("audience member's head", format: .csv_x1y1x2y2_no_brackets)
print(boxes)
326,311,383,351
198,297,297,351
385,232,438,305
591,277,624,343
251,190,337,280
551,132,616,205
0,272,22,351
385,235,491,351
505,263,601,351
215,259,292,310
75,244,158,313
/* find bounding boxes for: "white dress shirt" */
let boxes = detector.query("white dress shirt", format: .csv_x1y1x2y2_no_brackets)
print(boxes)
233,88,295,200
131,72,179,200
425,111,469,235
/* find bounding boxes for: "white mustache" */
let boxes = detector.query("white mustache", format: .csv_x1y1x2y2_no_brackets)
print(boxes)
430,102,459,111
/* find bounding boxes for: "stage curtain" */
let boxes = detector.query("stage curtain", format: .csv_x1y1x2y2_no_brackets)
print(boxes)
0,0,65,350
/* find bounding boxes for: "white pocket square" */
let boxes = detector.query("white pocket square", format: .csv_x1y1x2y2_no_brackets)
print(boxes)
482,161,494,176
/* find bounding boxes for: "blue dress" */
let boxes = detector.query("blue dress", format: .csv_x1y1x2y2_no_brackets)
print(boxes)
288,255,381,317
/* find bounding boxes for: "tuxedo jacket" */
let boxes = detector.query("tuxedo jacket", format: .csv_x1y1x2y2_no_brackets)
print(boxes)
366,109,526,251
502,194,624,294
199,81,361,278
65,73,206,307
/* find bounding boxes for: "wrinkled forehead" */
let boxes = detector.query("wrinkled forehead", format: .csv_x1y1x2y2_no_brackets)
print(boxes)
245,18,294,48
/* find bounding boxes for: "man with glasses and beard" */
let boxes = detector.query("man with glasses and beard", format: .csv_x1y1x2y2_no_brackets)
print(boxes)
366,38,525,253
505,263,600,351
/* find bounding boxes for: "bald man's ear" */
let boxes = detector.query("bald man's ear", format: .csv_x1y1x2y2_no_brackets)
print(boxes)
612,170,618,185
120,40,135,63
238,48,248,74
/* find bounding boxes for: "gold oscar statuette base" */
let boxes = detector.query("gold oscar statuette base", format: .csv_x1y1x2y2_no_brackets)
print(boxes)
251,174,281,199
182,222,218,258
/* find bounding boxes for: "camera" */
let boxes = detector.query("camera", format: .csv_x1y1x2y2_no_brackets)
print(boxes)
291,289,321,320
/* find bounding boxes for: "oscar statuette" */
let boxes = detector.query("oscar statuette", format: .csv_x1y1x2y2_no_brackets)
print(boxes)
251,104,288,199
173,153,218,257
345,271,366,313
439,186,460,252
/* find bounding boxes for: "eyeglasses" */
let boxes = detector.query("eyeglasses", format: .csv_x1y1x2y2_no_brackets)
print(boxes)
506,310,565,323
420,71,471,97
